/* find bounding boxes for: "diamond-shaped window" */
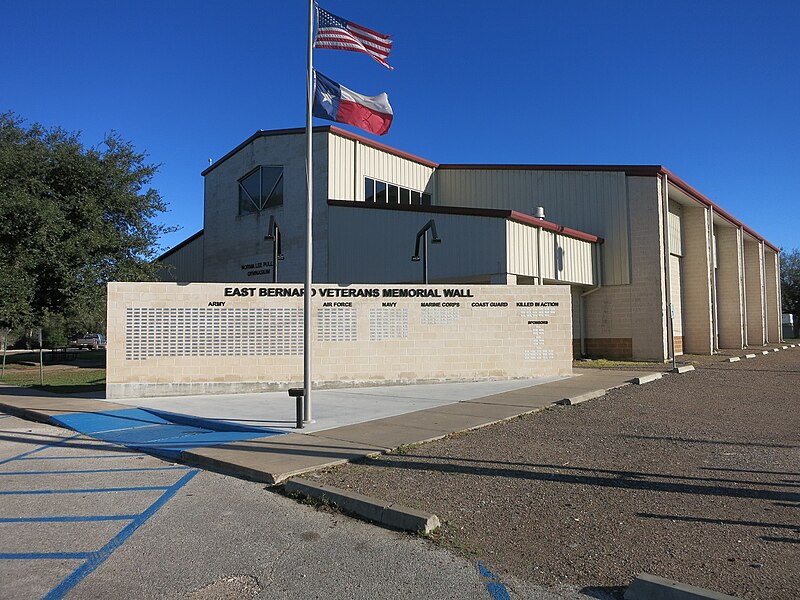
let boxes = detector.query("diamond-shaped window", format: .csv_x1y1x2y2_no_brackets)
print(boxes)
238,166,283,214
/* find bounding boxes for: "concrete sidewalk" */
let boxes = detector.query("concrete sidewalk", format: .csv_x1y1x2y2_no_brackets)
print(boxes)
0,368,653,484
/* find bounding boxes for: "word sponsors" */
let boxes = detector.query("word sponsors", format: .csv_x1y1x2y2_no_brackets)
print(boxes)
223,286,475,298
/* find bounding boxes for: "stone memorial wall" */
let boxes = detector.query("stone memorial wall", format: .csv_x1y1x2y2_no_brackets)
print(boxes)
106,282,572,398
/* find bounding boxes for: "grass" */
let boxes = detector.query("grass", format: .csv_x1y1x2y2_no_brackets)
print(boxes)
0,367,105,393
1,349,105,366
575,358,664,369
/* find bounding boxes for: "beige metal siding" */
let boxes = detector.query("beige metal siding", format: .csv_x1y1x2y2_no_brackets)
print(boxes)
505,221,538,277
437,169,630,285
328,132,435,201
158,234,204,282
555,234,596,285
668,200,684,256
327,134,356,200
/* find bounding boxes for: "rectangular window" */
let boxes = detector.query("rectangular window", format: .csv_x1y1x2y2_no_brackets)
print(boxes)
375,181,386,204
362,177,430,207
364,178,375,203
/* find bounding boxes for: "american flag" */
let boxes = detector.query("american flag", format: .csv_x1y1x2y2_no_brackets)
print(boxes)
314,5,393,69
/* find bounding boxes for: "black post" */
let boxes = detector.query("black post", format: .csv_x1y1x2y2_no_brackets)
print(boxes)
266,216,284,284
422,232,428,284
296,395,304,429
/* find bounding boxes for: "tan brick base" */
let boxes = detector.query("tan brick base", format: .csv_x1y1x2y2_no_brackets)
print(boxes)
584,338,633,360
674,336,683,355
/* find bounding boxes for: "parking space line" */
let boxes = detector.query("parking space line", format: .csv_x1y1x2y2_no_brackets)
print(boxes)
1,422,200,599
0,552,93,560
0,515,138,523
0,434,81,465
43,469,199,600
0,466,190,475
0,485,171,495
15,454,146,460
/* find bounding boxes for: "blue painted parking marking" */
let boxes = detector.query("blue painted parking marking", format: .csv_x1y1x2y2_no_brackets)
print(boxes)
477,561,511,600
1,427,200,600
0,515,137,523
42,469,198,600
0,485,171,495
0,434,81,466
0,466,190,475
48,407,284,461
15,453,146,460
0,551,93,560
50,408,172,434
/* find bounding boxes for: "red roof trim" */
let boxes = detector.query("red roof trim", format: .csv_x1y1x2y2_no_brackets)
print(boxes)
201,126,438,176
660,168,779,253
327,126,439,168
327,200,603,244
438,164,663,176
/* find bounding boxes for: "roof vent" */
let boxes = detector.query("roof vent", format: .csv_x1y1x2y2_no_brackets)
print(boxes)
533,206,546,220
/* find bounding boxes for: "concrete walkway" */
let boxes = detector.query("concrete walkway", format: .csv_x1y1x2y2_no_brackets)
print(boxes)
0,368,654,484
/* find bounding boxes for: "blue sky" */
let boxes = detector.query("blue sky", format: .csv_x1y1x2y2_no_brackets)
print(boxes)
4,0,799,252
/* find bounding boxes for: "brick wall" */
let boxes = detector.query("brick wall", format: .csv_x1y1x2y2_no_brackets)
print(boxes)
743,241,765,345
107,282,574,398
680,205,714,354
626,176,668,361
715,226,744,348
764,250,781,342
584,338,633,360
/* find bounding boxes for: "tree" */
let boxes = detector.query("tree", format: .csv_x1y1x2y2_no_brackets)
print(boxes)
781,248,800,339
0,112,172,337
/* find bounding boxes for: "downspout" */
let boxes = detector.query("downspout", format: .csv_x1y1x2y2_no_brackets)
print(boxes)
740,227,748,347
661,173,675,367
536,226,543,285
579,242,602,357
353,139,359,200
777,252,784,342
761,240,767,344
709,206,719,352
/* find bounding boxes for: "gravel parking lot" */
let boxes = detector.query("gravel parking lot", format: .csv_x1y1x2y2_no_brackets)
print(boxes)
313,349,800,599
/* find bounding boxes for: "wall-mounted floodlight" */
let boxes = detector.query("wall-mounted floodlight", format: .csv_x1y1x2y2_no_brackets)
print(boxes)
411,219,442,284
265,215,285,283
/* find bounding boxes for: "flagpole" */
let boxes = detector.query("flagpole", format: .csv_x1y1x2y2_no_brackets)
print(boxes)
304,0,314,422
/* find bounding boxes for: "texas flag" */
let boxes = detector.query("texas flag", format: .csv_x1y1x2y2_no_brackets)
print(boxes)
312,70,393,136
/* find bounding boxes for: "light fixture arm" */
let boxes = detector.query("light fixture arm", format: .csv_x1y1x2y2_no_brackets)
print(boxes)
265,216,284,283
411,219,442,284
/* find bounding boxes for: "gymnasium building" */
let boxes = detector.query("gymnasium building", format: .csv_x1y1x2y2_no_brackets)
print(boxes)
158,125,782,363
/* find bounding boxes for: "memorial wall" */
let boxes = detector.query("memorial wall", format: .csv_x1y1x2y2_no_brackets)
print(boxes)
106,282,572,399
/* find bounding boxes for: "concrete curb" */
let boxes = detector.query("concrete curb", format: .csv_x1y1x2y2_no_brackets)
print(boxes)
555,389,607,406
725,357,740,362
633,373,662,385
672,365,695,374
284,478,441,534
761,350,770,355
744,354,756,359
625,572,739,600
